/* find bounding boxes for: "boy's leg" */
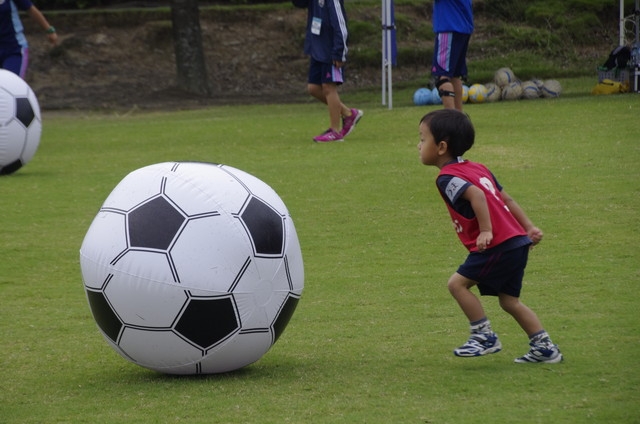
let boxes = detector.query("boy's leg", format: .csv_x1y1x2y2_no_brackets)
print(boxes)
448,272,501,357
447,272,485,322
499,293,563,363
498,293,544,336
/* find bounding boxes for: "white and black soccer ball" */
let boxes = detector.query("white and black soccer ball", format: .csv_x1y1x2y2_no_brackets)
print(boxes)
0,69,42,175
79,162,304,375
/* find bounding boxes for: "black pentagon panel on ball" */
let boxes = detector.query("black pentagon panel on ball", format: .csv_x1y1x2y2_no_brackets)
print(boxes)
240,197,284,256
128,196,185,250
272,295,300,343
15,97,35,128
174,297,240,349
86,289,123,343
0,159,23,175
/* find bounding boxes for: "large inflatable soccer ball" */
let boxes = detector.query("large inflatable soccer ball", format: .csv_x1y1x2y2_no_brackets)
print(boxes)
521,80,541,99
494,67,516,88
0,70,42,175
484,82,501,102
79,162,304,375
541,79,562,98
501,81,523,100
468,83,488,103
413,87,432,105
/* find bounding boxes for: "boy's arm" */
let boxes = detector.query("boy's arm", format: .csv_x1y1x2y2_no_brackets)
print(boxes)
461,185,493,251
501,189,543,245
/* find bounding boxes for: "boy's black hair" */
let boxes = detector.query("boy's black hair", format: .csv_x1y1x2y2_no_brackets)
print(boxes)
420,109,475,157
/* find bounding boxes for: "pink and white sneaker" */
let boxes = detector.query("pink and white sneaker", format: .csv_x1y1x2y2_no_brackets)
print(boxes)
313,128,344,143
341,108,363,137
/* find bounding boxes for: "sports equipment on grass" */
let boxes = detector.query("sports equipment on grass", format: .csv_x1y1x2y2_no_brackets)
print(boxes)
502,81,523,100
493,67,516,88
413,88,432,105
468,83,488,103
80,162,304,374
453,332,502,357
462,84,469,103
0,70,42,175
521,80,541,99
484,82,501,102
431,87,442,105
541,79,562,97
514,341,563,363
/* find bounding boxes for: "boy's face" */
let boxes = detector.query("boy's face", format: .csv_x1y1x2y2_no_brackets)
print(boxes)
417,122,440,166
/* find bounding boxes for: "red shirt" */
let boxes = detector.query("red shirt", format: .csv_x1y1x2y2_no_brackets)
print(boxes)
437,159,527,252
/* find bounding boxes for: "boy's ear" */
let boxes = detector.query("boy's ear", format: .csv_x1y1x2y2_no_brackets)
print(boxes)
437,140,449,155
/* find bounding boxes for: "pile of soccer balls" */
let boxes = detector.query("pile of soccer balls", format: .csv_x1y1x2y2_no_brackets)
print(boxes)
413,67,562,105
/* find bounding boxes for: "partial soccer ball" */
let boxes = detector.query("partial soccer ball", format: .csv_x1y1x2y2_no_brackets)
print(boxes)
0,69,42,175
501,81,523,100
541,79,562,97
484,82,502,102
431,87,442,105
462,84,469,103
494,67,516,88
521,80,541,99
413,87,432,106
80,162,304,375
468,83,487,104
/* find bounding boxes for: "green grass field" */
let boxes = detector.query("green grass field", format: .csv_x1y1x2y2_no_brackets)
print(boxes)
1,80,639,423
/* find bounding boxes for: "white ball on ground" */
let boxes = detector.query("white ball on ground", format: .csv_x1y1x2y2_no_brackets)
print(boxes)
484,82,501,102
494,67,516,88
521,80,541,99
541,79,562,97
468,83,488,103
501,81,523,100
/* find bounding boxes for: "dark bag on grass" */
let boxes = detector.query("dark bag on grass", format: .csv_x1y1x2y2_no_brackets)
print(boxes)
602,46,631,70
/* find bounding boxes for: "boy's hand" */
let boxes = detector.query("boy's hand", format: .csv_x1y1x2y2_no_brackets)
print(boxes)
528,227,543,246
476,230,493,252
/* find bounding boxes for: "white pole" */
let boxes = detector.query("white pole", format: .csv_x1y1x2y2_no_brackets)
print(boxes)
620,0,625,46
382,0,393,109
382,0,387,106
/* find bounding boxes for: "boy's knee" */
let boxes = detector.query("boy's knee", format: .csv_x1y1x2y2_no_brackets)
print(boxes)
447,274,465,294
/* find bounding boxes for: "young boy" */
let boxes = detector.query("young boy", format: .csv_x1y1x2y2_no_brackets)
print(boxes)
417,109,562,363
292,0,363,142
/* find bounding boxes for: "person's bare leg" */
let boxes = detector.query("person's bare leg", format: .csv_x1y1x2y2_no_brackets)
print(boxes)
447,272,485,322
498,293,543,337
322,83,347,132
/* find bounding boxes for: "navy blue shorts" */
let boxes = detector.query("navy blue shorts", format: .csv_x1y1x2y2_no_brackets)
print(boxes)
308,57,344,85
456,244,530,297
0,47,28,79
431,32,470,78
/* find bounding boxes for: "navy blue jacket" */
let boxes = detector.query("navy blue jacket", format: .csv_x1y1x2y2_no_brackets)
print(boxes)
293,0,348,63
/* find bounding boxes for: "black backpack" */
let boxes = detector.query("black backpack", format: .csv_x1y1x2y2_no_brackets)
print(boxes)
602,46,631,70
